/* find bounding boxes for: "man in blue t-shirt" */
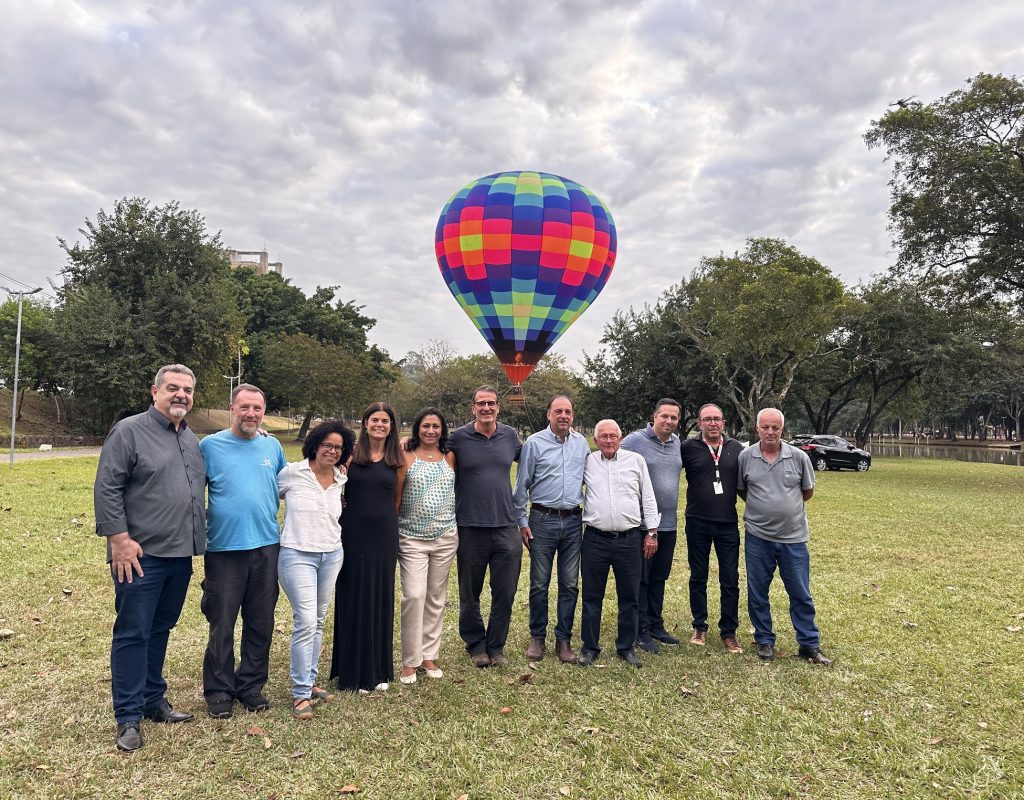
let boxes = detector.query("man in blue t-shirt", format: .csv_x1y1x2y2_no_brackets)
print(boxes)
199,384,286,718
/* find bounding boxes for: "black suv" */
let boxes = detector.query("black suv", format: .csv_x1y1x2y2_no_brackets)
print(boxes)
789,435,872,472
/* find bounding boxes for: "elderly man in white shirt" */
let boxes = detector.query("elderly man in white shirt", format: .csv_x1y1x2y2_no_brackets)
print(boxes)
578,419,661,668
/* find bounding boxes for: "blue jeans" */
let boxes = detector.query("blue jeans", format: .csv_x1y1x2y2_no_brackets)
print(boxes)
744,535,820,648
527,509,582,642
110,555,193,723
278,547,345,699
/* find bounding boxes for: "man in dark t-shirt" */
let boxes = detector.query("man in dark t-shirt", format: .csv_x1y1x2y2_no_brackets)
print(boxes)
680,403,745,654
447,385,522,667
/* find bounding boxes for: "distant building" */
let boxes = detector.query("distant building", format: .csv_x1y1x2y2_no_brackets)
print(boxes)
226,249,283,276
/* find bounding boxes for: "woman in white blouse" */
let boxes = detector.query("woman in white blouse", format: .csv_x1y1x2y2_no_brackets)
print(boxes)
277,419,355,719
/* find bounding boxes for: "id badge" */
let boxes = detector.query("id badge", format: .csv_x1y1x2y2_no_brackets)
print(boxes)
713,481,724,495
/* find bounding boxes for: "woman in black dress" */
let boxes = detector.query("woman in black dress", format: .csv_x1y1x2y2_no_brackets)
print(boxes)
330,402,406,692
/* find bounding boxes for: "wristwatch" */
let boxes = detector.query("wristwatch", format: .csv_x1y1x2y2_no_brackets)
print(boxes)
646,531,658,540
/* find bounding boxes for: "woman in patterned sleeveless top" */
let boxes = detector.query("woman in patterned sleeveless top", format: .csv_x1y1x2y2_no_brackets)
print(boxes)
394,407,458,684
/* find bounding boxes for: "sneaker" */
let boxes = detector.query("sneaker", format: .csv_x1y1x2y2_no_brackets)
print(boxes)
722,635,744,654
689,628,707,646
239,693,270,712
207,698,234,719
651,629,681,646
373,682,389,691
756,642,775,661
115,720,143,752
635,636,660,654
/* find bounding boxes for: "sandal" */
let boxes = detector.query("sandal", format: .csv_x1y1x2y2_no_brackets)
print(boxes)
291,698,314,720
310,686,335,703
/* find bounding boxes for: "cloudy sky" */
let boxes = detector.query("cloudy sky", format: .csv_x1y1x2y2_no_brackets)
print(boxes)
3,1,1023,366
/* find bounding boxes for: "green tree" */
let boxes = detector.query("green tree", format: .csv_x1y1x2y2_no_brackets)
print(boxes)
260,332,385,439
666,238,847,436
54,198,239,430
865,73,1024,301
580,305,716,435
0,298,55,420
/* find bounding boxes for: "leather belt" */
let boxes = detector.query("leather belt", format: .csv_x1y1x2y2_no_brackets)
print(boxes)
531,503,582,517
584,525,640,538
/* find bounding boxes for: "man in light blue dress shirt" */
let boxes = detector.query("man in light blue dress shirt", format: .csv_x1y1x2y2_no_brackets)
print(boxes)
513,395,590,664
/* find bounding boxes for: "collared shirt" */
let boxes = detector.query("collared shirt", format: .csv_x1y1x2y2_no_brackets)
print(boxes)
278,459,347,552
737,442,815,543
512,426,590,527
620,423,682,531
94,405,206,561
680,435,744,522
583,448,661,532
200,429,287,552
447,422,521,527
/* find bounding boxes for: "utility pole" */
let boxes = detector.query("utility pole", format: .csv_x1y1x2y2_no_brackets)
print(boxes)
4,287,43,467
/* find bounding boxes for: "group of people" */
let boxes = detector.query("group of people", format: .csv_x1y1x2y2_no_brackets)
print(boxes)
95,364,831,754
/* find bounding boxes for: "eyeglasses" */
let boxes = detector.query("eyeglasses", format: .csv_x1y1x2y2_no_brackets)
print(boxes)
700,417,724,423
474,400,498,407
319,443,344,452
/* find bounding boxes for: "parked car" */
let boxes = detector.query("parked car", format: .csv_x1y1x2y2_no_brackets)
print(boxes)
789,435,872,472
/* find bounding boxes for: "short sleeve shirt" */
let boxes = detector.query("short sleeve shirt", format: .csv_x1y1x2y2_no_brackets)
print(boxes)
447,422,521,527
737,442,815,543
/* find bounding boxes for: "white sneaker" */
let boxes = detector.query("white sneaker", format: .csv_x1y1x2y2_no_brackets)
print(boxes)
373,682,389,692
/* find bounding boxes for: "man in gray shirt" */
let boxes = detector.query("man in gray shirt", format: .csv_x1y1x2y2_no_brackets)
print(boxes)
94,364,207,752
620,398,683,654
737,408,831,666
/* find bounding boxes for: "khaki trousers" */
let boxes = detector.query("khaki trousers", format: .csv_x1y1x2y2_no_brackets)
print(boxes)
398,529,459,667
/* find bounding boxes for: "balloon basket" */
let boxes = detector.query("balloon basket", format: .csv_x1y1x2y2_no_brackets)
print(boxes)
505,386,526,407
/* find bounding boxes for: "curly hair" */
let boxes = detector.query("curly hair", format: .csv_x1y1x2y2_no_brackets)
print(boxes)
302,419,355,466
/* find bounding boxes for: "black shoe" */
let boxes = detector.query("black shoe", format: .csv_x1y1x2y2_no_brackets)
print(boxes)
798,645,833,666
617,649,644,668
635,636,660,654
756,642,775,661
115,720,143,752
651,629,681,646
577,649,598,667
239,693,270,712
143,699,193,724
207,697,233,719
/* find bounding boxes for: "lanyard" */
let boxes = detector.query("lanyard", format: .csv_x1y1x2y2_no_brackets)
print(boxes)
706,440,723,483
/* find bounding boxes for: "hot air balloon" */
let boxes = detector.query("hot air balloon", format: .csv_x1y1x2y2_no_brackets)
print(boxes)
434,171,616,403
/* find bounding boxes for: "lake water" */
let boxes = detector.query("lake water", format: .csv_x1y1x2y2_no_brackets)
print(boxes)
871,443,1024,467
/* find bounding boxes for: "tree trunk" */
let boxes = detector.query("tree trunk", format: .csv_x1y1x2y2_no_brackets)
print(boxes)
296,410,313,441
15,387,25,421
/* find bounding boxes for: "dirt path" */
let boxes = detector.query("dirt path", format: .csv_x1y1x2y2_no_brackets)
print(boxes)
9,447,104,462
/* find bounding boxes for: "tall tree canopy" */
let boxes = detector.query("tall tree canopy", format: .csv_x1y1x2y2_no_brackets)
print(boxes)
54,198,239,429
666,237,847,435
866,73,1024,301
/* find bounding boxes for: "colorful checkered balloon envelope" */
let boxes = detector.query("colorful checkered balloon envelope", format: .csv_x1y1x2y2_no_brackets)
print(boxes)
434,171,616,385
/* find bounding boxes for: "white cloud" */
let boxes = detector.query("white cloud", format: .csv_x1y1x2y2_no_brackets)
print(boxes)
2,0,1023,366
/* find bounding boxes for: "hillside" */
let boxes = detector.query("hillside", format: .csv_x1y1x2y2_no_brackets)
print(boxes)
0,388,296,438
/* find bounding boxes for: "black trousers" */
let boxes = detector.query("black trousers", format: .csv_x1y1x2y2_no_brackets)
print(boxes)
456,525,522,656
685,518,740,637
580,527,642,655
201,543,280,701
638,528,676,638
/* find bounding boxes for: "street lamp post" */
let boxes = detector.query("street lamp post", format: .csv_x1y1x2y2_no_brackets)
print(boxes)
4,287,43,467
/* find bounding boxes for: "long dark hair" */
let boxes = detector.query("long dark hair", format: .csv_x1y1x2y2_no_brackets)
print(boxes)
404,407,450,453
351,402,404,468
302,419,355,466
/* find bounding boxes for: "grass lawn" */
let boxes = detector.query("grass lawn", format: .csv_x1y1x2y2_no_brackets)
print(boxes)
0,454,1021,799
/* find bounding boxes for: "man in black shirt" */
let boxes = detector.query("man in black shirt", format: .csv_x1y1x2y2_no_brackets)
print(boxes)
680,403,744,654
447,385,522,667
94,365,207,752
